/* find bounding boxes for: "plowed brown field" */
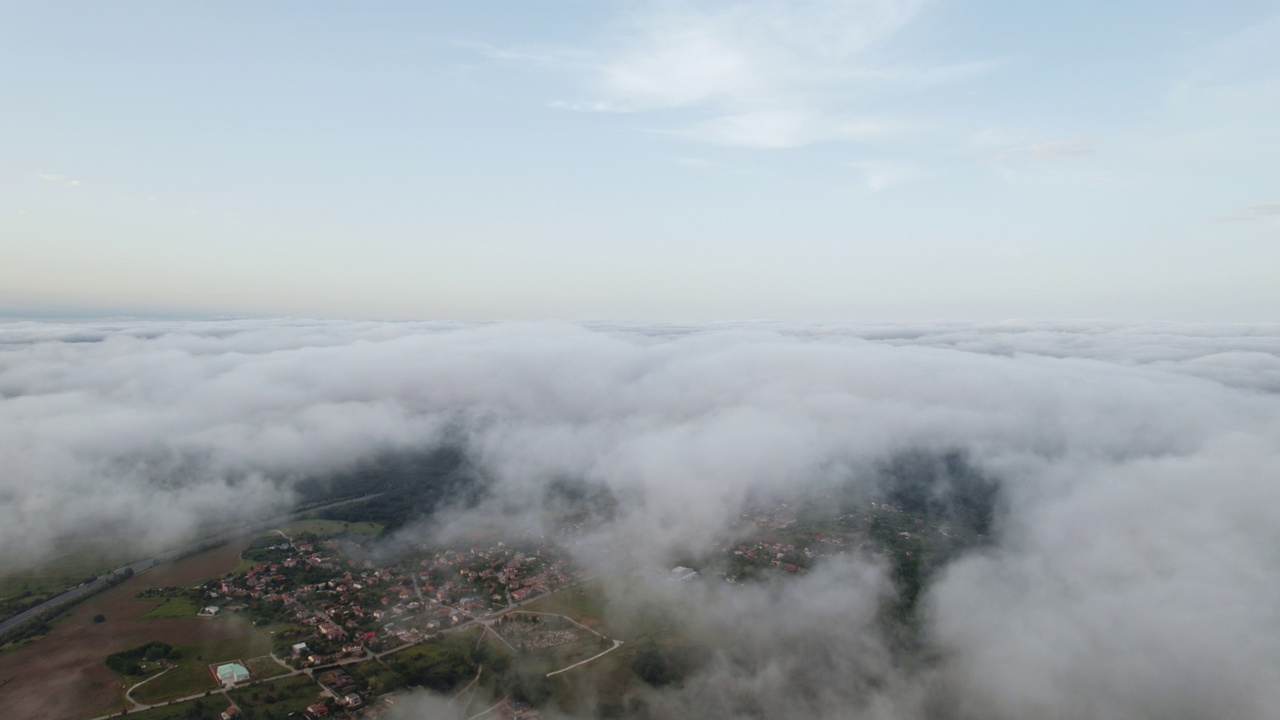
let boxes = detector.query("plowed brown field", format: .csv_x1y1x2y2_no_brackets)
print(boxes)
0,539,255,720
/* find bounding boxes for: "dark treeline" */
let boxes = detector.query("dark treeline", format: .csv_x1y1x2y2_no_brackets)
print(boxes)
105,641,180,675
298,445,489,535
880,449,1000,538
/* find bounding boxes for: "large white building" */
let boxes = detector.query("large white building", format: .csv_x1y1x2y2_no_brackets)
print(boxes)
215,662,250,687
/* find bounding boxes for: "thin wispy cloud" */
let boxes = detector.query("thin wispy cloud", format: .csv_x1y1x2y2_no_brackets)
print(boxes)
1244,202,1280,216
849,159,916,191
495,0,995,149
36,173,81,188
990,138,1094,163
1170,12,1280,105
1216,202,1280,224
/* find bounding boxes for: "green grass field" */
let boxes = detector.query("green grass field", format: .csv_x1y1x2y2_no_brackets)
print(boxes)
347,658,406,695
119,697,226,720
244,654,291,680
382,628,483,693
140,595,203,619
132,634,273,704
226,520,381,575
229,555,261,575
547,645,641,717
227,674,327,719
282,519,384,538
519,579,616,634
131,661,218,705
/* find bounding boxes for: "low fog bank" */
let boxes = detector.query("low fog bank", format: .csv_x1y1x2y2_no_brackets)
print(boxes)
3,319,1279,718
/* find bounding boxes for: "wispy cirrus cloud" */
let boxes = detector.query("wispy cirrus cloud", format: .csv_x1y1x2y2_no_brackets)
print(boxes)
580,0,983,148
36,173,82,187
477,0,995,149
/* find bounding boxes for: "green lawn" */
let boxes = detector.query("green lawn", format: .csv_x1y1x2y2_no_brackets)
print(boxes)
141,595,203,619
227,674,327,719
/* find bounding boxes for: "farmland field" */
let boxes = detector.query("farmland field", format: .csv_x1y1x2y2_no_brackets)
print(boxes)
0,538,257,720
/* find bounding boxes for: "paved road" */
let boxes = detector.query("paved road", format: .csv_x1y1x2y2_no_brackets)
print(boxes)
0,493,383,638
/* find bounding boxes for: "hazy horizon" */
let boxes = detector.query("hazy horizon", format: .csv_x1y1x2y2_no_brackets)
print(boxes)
3,0,1279,322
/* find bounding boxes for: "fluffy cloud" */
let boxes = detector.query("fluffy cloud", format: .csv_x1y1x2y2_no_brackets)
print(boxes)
3,319,1279,718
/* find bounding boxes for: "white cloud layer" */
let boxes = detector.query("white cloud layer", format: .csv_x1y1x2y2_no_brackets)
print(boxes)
2,319,1279,718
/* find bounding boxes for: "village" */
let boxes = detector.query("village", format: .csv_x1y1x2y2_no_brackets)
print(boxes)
67,490,982,720
717,494,980,584
192,529,587,719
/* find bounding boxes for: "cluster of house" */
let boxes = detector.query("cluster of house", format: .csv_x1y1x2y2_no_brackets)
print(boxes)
728,539,813,573
417,540,581,608
207,532,584,671
718,497,974,582
295,676,364,720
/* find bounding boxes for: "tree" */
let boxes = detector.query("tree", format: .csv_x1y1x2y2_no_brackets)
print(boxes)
92,614,106,623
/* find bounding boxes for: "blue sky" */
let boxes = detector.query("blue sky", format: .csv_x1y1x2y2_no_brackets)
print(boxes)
2,1,1277,321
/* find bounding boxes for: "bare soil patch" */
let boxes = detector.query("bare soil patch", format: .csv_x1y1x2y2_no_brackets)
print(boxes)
0,539,254,720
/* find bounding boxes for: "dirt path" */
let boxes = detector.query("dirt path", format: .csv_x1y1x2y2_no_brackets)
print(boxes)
545,639,625,678
0,539,253,720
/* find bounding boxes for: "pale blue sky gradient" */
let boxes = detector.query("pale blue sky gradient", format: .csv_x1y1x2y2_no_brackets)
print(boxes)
2,1,1277,320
